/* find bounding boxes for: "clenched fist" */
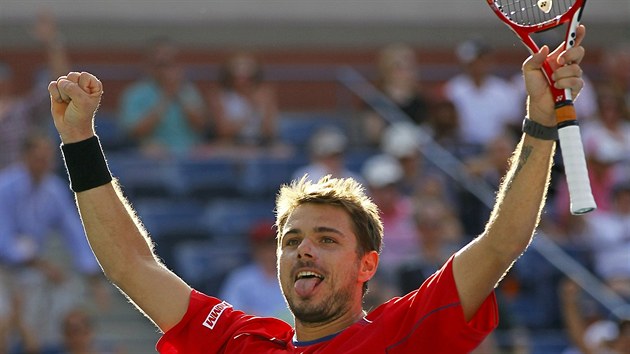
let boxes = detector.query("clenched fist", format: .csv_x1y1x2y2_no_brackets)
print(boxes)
49,71,103,144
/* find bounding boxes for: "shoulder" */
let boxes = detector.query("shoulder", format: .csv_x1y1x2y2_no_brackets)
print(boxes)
363,256,497,351
158,290,293,353
368,257,460,318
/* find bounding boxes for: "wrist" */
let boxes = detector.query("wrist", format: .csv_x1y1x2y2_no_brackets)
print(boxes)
525,100,555,127
61,135,113,192
59,127,96,145
522,116,558,140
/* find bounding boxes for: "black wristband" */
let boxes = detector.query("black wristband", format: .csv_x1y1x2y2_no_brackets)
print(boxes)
522,117,558,141
61,135,113,193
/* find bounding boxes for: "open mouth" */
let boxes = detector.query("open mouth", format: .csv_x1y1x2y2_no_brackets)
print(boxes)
294,271,324,298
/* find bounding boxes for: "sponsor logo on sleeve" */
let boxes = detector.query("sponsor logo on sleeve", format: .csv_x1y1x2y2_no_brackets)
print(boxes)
203,301,232,330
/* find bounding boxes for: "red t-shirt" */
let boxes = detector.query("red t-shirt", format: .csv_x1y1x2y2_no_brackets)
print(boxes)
157,256,498,354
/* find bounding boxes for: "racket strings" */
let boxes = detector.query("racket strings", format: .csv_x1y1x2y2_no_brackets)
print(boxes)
494,0,574,25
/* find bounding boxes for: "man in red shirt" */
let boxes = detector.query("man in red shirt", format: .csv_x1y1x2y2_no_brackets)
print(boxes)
47,26,587,353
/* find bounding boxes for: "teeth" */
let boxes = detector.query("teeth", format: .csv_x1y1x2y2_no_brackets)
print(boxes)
297,271,323,279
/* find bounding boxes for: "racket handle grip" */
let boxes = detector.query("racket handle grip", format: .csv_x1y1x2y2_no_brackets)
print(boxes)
557,125,596,215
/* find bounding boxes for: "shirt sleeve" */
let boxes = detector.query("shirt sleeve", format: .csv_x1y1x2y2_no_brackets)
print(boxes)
376,255,499,354
157,290,293,354
157,290,249,354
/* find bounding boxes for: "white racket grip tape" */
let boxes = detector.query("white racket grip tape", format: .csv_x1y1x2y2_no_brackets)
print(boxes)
558,125,596,214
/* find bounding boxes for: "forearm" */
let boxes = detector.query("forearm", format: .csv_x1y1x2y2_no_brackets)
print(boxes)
453,134,554,320
75,180,159,284
482,134,554,262
46,38,70,79
561,291,593,354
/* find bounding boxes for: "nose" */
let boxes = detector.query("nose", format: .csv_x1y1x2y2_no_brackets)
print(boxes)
296,237,315,259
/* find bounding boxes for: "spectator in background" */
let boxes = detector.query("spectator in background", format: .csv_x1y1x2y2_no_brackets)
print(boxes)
119,38,207,157
464,133,516,187
560,279,630,354
581,181,630,299
424,98,483,160
380,122,424,196
443,37,521,146
292,126,362,183
601,43,630,110
207,51,279,148
397,198,465,294
0,10,70,170
582,86,630,181
360,43,429,147
379,121,452,202
458,133,517,237
0,133,108,353
219,220,292,324
361,154,420,280
58,308,126,354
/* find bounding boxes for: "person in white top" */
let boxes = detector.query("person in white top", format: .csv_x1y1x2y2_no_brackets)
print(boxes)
443,38,521,146
208,51,279,147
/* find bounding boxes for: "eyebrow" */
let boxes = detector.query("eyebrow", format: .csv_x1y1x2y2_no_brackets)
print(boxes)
314,226,344,236
282,226,345,240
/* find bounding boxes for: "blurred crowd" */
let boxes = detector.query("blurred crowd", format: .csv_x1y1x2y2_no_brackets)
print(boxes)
1,11,629,354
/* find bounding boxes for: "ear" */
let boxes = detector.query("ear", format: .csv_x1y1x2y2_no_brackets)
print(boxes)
358,251,379,283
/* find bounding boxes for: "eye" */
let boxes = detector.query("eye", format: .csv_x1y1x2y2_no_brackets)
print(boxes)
284,237,300,247
321,237,336,244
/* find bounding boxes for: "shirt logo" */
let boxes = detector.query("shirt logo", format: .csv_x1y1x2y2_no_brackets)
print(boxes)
203,301,232,330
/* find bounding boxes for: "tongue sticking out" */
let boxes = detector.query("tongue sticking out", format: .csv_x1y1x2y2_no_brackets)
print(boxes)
295,277,322,298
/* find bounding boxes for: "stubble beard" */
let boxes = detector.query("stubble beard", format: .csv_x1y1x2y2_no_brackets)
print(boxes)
286,280,355,325
283,261,360,326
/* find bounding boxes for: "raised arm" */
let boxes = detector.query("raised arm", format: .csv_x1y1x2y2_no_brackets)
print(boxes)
48,71,191,332
33,10,70,79
453,26,587,321
559,279,596,354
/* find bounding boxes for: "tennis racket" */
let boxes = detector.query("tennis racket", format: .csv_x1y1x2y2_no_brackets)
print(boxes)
486,0,596,215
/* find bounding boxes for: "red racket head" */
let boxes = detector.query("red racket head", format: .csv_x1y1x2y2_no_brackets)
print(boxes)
487,0,585,39
486,0,586,105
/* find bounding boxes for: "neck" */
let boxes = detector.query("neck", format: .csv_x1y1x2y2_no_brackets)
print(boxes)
294,305,365,342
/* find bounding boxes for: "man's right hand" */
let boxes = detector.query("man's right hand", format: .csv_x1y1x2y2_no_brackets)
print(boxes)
48,71,103,144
